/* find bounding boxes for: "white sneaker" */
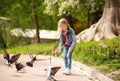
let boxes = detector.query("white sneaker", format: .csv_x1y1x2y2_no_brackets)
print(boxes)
63,68,71,75
62,69,67,74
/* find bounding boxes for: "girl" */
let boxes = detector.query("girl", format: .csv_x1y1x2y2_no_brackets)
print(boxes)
57,18,76,75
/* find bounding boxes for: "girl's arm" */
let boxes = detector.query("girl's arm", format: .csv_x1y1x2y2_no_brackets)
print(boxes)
58,33,63,51
69,28,76,52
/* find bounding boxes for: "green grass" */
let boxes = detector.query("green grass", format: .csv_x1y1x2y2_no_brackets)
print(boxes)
72,37,120,81
0,42,55,55
73,37,120,72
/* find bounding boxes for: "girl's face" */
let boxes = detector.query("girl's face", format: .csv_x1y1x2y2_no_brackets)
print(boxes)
59,23,67,32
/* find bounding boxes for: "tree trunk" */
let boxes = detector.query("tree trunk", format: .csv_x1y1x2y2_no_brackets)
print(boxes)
77,0,120,42
31,0,40,43
87,7,92,28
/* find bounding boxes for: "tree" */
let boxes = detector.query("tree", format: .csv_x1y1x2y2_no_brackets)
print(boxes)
0,17,10,48
44,0,104,32
77,0,120,42
87,0,104,28
31,0,40,43
44,0,87,26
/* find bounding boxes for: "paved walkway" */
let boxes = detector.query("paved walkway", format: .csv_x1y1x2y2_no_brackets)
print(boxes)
0,55,90,81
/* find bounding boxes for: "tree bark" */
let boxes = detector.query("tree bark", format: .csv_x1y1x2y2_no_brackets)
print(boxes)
31,0,40,43
77,0,120,42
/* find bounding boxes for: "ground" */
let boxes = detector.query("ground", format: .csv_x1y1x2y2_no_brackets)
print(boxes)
0,55,90,81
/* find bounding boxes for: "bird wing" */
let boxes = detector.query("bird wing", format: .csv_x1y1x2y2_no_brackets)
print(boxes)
3,50,10,61
28,50,33,59
26,46,33,59
51,66,61,76
9,53,21,64
26,61,33,67
15,62,24,71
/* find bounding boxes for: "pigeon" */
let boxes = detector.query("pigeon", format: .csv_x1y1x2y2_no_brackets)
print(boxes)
46,66,61,76
3,49,10,65
26,56,36,67
3,49,21,67
47,76,57,81
50,66,61,76
26,47,50,67
15,62,25,71
9,53,21,64
46,66,61,81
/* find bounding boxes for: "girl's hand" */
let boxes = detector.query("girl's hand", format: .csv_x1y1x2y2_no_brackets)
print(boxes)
53,50,62,56
56,50,62,53
54,50,62,54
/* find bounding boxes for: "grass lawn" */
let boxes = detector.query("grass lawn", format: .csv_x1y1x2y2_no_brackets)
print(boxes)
72,37,120,81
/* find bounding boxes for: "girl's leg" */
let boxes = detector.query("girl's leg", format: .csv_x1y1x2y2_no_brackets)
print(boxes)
63,47,72,75
63,46,69,68
67,53,72,69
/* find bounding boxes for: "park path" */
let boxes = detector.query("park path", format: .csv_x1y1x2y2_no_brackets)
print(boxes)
0,55,90,81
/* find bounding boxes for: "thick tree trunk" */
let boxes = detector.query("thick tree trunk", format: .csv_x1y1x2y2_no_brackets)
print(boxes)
77,0,120,42
31,0,40,43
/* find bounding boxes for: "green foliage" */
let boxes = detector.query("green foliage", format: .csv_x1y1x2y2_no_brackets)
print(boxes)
44,0,105,21
100,63,120,73
0,0,105,36
89,0,105,13
8,0,33,29
0,19,11,48
0,0,58,30
0,42,55,55
73,37,120,73
0,0,105,31
0,0,59,48
0,0,15,16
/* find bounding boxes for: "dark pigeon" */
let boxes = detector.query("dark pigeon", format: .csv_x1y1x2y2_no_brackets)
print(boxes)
3,50,21,67
15,62,25,71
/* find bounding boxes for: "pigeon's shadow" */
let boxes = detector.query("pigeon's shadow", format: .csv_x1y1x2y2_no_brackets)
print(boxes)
69,73,82,76
13,75,22,77
33,74,46,77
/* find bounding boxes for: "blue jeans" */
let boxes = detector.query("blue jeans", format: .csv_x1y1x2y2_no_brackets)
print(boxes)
63,46,72,69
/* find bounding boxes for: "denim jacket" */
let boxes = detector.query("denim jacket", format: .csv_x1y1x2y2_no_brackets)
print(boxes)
58,27,76,52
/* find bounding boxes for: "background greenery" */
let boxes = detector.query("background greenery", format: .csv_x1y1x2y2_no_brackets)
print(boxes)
0,0,105,48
